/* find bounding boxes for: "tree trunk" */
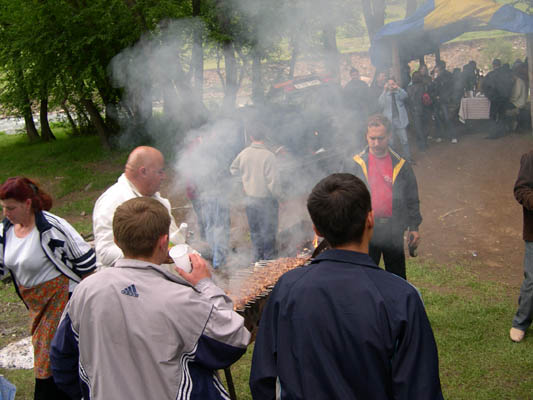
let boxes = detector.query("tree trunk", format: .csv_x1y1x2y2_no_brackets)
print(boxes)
191,0,204,104
222,42,238,113
251,49,264,105
81,98,111,149
361,0,386,41
435,48,441,64
526,33,533,133
391,39,402,87
15,67,39,142
289,36,299,79
23,106,39,142
39,92,56,141
405,0,417,18
323,25,340,81
62,100,80,135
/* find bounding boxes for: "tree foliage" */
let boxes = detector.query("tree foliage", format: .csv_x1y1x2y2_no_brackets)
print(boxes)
0,0,367,145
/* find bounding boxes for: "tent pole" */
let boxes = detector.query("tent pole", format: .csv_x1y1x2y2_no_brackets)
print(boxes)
526,33,533,133
392,39,402,87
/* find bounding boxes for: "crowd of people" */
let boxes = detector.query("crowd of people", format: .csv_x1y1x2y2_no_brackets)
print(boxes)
342,57,530,161
0,110,436,399
0,56,531,399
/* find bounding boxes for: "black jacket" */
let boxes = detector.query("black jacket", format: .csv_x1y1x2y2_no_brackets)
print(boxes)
250,249,443,400
514,150,533,242
347,147,422,231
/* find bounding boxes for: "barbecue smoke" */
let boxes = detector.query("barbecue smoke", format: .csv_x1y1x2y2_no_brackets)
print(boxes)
109,4,367,268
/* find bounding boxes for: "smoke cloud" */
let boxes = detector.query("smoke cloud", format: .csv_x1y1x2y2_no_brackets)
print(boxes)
108,4,368,268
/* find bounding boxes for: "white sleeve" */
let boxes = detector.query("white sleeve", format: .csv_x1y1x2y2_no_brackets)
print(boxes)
93,195,123,268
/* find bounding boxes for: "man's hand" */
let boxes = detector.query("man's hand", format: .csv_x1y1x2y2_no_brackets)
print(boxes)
175,253,211,286
408,231,420,248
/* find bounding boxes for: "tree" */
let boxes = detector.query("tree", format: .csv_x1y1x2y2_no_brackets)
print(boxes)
361,0,385,41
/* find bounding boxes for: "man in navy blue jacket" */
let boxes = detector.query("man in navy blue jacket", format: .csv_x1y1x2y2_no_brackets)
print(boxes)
250,173,443,399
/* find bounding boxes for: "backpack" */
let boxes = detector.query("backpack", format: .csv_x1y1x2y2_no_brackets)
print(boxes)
422,92,432,106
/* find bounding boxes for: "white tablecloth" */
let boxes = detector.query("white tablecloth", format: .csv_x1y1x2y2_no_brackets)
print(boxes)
458,96,491,122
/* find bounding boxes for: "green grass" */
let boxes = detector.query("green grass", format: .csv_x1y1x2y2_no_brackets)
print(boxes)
0,129,125,196
409,261,533,399
0,130,128,235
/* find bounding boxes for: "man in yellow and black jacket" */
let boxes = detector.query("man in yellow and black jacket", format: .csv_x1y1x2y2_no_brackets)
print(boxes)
345,114,422,279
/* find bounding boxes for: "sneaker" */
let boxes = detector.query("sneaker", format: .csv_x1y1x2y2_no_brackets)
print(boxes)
510,327,525,342
451,138,458,144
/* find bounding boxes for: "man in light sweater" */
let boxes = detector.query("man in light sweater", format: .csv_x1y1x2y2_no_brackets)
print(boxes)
92,146,185,268
230,125,281,261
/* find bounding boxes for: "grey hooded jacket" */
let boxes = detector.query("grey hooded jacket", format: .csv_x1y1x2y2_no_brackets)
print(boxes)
51,259,250,400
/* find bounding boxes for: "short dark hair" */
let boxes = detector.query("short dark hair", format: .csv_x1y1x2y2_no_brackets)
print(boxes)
113,197,170,258
248,121,268,141
307,173,371,247
367,114,391,134
492,59,501,68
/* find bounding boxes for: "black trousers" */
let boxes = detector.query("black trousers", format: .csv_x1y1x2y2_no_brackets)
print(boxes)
34,377,71,400
369,219,406,279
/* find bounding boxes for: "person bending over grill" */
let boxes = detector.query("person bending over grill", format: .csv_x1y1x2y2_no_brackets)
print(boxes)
51,197,250,400
250,173,442,399
346,114,422,280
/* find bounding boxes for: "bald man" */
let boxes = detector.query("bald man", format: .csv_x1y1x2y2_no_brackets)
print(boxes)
93,146,185,268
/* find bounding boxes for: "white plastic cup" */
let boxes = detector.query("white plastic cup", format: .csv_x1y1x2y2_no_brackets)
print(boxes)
169,244,192,273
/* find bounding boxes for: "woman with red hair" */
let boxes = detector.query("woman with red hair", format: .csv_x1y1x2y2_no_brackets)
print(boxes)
0,177,96,399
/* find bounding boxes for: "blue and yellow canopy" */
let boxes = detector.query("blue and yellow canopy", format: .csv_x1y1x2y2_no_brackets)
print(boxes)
370,0,533,67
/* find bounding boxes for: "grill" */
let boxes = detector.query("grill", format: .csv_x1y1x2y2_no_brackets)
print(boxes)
218,257,310,338
216,256,311,399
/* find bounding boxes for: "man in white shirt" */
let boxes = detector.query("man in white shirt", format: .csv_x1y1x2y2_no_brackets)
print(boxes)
93,146,185,268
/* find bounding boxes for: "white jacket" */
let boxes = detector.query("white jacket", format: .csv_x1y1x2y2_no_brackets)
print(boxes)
92,174,184,268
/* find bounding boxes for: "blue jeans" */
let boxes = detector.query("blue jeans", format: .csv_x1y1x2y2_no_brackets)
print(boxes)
245,197,279,261
512,241,533,330
434,102,456,140
202,197,230,268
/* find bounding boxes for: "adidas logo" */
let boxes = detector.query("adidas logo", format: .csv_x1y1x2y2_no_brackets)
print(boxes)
121,284,139,298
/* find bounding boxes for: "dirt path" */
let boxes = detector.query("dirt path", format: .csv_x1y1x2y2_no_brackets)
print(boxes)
413,127,530,289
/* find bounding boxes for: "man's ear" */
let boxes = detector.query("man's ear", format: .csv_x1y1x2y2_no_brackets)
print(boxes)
366,210,374,231
158,234,169,251
312,225,323,238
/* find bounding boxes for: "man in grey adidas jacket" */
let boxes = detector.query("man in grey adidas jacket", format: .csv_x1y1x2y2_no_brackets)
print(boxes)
50,197,250,400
